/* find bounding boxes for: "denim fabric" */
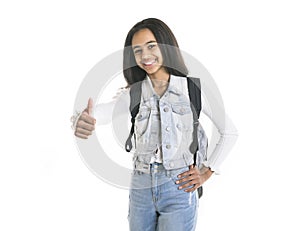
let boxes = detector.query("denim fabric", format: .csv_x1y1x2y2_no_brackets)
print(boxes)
133,75,195,173
128,163,199,231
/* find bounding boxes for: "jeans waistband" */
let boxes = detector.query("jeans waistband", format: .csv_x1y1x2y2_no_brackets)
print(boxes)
150,162,163,166
150,162,168,171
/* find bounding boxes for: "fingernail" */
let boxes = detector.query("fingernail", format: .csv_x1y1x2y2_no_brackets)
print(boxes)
178,175,181,178
178,186,182,189
176,181,179,184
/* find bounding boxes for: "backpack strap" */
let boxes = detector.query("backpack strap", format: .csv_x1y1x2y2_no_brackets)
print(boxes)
187,77,203,198
187,77,202,116
187,77,202,157
125,81,143,152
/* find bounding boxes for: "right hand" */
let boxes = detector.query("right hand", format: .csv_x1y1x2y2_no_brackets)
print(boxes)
74,98,96,139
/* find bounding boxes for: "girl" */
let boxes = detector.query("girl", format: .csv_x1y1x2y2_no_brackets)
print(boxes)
73,18,238,231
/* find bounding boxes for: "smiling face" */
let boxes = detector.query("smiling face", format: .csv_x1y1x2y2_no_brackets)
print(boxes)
131,29,168,79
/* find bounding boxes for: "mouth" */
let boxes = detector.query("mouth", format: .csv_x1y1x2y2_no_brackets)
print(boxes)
142,59,157,67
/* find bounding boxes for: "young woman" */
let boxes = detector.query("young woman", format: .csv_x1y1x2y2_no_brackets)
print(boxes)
73,18,238,231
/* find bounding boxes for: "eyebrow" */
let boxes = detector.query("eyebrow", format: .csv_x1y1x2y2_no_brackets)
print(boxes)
132,40,157,50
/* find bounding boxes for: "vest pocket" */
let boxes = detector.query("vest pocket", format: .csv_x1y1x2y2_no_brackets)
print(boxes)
134,106,151,136
171,104,192,115
172,104,193,132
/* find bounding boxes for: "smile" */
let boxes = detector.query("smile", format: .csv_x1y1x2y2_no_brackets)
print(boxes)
142,59,157,67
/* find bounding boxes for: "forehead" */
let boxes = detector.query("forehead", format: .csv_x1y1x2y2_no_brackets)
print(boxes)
132,28,156,46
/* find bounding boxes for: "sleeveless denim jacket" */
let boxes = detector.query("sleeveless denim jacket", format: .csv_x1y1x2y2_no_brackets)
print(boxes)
133,75,195,173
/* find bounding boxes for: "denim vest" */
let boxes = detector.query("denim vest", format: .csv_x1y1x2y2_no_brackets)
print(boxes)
133,75,195,173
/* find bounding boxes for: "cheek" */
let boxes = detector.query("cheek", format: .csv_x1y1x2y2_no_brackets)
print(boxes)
134,55,141,65
153,50,163,62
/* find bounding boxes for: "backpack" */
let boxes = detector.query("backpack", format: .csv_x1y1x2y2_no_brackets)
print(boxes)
125,77,208,198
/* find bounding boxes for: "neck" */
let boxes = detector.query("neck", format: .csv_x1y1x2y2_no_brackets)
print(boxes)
148,70,170,82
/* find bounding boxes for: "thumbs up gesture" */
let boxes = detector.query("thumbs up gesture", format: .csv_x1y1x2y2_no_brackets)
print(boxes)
74,98,96,139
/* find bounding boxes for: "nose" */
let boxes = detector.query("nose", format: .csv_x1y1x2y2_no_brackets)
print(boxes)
141,48,151,60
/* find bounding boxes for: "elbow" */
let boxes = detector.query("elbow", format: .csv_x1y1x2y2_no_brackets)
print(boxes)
219,129,239,138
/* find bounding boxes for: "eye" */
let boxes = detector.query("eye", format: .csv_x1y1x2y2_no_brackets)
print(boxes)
148,44,156,49
134,49,142,54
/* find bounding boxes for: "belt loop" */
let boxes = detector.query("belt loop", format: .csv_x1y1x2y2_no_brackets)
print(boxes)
166,169,171,178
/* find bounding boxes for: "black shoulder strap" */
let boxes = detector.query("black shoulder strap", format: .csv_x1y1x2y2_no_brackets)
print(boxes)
187,77,203,199
125,81,143,152
187,77,202,155
187,77,202,117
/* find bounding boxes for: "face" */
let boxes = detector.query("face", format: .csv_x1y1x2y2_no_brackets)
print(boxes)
132,29,167,78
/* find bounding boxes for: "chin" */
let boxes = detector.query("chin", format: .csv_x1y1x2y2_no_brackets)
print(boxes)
145,69,157,75
143,66,162,76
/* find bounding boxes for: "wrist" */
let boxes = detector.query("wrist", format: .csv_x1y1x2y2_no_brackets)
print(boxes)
70,110,82,130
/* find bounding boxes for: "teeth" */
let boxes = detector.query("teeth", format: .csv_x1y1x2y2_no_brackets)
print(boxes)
143,60,155,65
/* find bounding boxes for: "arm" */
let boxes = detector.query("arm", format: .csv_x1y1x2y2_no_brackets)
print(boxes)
94,87,130,125
73,87,129,139
176,91,238,192
200,93,239,174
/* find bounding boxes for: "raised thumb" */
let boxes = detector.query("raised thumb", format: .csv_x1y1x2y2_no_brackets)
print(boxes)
87,97,93,115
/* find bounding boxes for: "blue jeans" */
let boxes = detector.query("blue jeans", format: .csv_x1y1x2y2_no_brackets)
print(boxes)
128,163,199,231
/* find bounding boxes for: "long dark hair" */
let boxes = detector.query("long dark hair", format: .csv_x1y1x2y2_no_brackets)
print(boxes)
123,18,188,87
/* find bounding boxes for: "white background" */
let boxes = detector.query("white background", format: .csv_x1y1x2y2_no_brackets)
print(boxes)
1,0,299,230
